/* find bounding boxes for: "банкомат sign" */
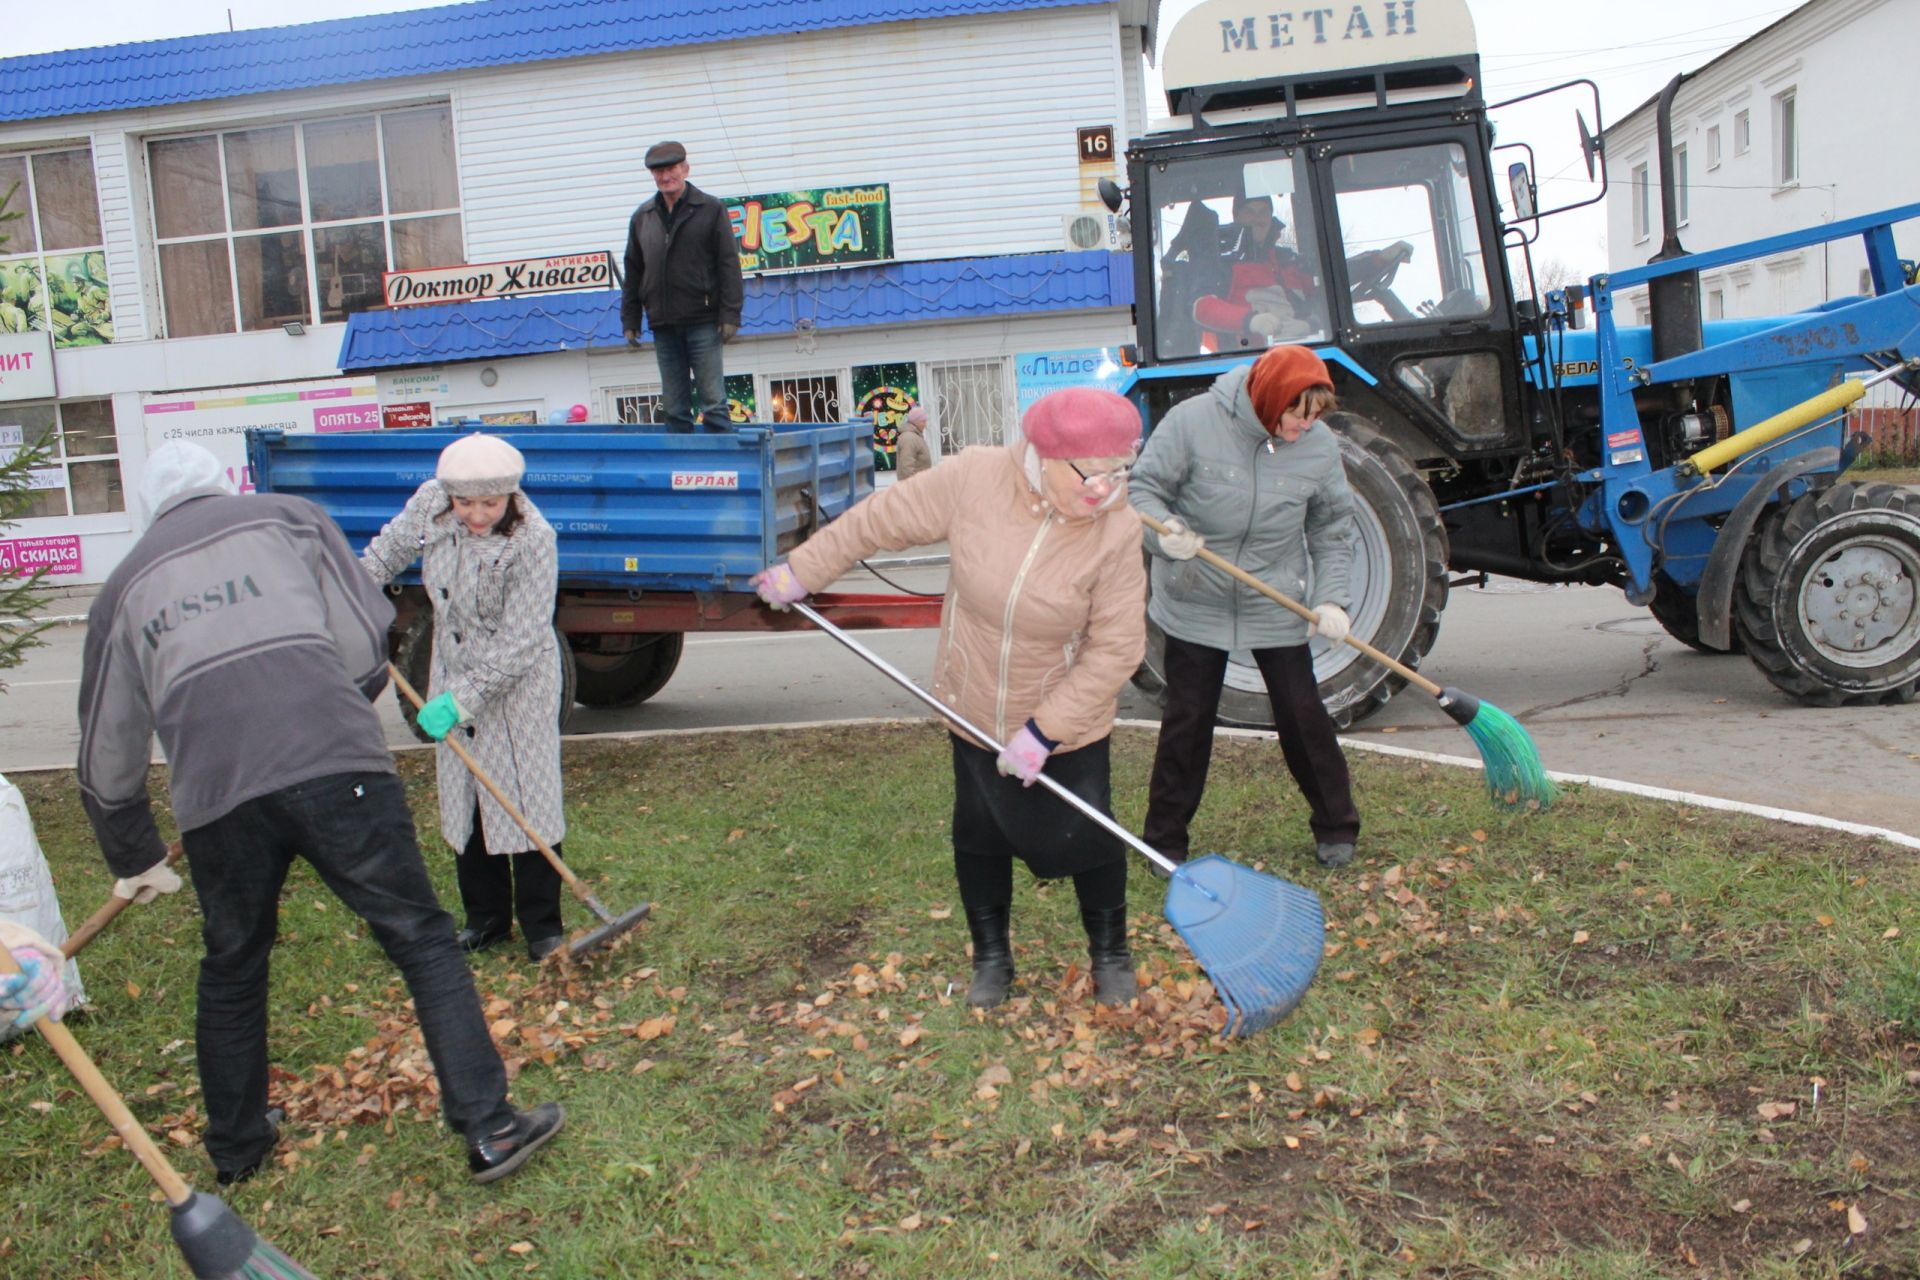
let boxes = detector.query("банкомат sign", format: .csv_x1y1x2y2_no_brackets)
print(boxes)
382,252,614,308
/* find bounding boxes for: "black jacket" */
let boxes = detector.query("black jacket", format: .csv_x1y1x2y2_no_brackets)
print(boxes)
620,182,745,332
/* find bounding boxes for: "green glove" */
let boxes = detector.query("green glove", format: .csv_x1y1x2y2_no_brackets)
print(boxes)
418,692,465,741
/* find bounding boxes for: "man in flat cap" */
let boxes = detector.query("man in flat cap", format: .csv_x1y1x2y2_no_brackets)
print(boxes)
621,141,746,432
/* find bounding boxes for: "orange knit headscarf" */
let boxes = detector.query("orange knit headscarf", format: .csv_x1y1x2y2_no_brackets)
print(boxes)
1246,345,1334,434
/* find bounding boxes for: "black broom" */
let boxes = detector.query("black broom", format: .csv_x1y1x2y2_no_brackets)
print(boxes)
0,941,317,1279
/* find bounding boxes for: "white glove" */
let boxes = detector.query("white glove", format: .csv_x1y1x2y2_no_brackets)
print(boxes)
1309,604,1351,644
1157,516,1204,561
113,859,184,904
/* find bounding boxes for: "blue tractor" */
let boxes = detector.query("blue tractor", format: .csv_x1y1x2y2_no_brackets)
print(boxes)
1109,0,1919,725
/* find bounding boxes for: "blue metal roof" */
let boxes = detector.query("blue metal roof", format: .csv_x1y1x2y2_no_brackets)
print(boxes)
336,250,1134,371
1,0,1094,123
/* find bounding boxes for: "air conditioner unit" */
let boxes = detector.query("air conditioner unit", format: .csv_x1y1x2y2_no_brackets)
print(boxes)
1062,209,1130,253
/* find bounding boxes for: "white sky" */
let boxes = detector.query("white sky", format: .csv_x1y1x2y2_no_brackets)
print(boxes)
4,0,1803,276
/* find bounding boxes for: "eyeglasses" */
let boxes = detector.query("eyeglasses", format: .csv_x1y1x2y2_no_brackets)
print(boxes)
1065,460,1131,490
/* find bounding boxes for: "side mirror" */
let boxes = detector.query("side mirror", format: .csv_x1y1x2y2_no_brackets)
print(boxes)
1097,178,1126,214
1577,110,1602,180
1507,162,1537,222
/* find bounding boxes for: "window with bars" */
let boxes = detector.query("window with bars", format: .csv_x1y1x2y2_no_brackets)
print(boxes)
609,389,670,425
927,359,1014,452
147,105,463,337
0,147,113,347
768,374,840,424
3,399,124,519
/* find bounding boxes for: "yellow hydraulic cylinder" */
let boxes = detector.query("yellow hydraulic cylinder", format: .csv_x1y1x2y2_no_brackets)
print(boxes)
1685,379,1866,476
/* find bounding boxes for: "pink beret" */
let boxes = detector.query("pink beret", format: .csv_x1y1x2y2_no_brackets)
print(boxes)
1020,387,1140,460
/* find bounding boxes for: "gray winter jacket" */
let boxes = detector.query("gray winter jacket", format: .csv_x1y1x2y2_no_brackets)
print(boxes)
78,489,396,876
1128,363,1356,650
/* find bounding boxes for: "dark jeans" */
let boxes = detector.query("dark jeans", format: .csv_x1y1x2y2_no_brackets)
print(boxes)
455,812,564,944
1144,634,1360,857
182,771,514,1175
652,322,729,432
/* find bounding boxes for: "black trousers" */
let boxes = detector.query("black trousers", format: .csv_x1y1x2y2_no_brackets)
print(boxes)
1144,633,1360,857
184,772,514,1175
455,809,565,943
948,732,1127,915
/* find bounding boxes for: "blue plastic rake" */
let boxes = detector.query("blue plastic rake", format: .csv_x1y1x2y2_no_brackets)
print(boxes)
792,602,1326,1036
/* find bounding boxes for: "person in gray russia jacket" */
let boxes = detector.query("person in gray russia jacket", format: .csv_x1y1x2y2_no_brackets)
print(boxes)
1128,345,1363,870
362,435,570,961
620,139,746,432
76,441,562,1188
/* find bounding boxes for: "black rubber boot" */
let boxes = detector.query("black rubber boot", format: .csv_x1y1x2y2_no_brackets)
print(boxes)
1081,905,1138,1007
963,903,1014,1009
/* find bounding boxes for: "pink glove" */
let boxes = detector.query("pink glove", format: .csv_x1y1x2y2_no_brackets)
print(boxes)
995,724,1053,786
751,563,808,610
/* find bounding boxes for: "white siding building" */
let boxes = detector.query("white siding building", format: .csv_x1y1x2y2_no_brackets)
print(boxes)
0,0,1158,583
1601,0,1920,326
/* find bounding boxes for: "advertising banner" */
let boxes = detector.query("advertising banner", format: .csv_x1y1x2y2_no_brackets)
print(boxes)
851,363,919,470
141,378,381,492
723,374,757,424
382,252,614,308
383,402,434,429
724,184,893,274
0,535,81,576
0,252,114,349
1014,348,1130,420
0,331,56,402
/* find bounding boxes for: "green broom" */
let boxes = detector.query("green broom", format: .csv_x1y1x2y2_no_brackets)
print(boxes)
1139,513,1554,810
0,943,319,1279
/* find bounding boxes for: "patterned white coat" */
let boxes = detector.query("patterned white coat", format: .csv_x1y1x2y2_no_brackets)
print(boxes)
362,480,566,855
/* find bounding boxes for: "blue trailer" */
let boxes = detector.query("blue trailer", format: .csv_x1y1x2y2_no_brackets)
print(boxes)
249,421,939,725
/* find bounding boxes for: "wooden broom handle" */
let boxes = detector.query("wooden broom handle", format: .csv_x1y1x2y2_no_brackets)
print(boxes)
1137,511,1445,699
62,841,185,960
0,942,193,1205
384,663,587,895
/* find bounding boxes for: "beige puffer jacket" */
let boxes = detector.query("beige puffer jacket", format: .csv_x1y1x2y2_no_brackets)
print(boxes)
788,445,1146,752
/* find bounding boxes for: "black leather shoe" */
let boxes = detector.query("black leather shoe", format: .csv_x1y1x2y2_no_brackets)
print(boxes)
526,934,566,962
468,1102,565,1185
215,1107,285,1186
455,925,511,954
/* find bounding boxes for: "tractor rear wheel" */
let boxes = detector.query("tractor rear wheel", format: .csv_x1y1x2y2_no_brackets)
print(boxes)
1133,412,1448,728
1732,481,1920,704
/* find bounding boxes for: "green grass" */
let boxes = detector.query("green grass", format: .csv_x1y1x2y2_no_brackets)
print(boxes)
5,725,1918,1278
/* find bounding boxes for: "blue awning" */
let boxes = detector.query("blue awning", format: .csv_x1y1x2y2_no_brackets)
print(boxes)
337,251,1133,372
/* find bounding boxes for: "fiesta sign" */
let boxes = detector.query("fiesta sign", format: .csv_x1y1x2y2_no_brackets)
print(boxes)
382,252,615,308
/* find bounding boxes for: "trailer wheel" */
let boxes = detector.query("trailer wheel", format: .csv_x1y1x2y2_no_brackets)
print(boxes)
393,615,578,743
1733,481,1920,704
571,633,686,708
1647,570,1741,654
1133,412,1448,728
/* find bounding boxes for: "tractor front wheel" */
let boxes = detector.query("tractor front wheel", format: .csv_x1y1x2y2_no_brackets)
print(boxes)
1733,481,1920,704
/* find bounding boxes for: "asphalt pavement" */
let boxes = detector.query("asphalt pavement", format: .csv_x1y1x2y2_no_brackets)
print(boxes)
6,564,1916,840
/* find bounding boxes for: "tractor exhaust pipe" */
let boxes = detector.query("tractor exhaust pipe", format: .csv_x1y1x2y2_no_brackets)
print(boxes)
1649,73,1703,363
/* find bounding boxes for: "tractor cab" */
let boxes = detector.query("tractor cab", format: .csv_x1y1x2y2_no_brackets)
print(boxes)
1126,0,1525,461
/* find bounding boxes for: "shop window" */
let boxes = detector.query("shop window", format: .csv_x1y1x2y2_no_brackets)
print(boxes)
0,146,113,348
927,358,1014,451
2,399,124,519
768,374,840,424
610,389,670,425
149,104,465,336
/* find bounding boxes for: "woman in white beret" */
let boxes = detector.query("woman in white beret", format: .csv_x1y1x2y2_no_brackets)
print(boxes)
362,434,570,961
